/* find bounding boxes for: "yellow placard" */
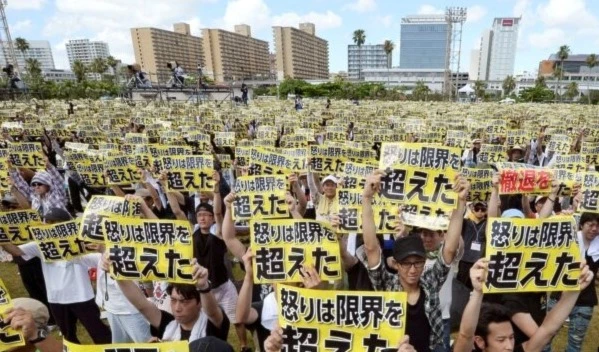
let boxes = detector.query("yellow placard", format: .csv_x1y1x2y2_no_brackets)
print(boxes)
0,278,25,351
161,155,214,192
277,284,407,351
309,145,348,174
76,163,106,188
484,216,581,293
550,154,587,173
30,220,89,262
214,132,235,147
250,219,341,284
79,196,141,243
103,217,194,284
8,142,45,169
478,144,507,164
104,156,141,186
63,340,189,352
0,210,43,245
233,175,289,221
249,147,307,175
461,167,493,203
579,172,599,213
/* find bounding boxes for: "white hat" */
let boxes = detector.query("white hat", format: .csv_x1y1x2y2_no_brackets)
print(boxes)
321,175,339,185
260,292,278,331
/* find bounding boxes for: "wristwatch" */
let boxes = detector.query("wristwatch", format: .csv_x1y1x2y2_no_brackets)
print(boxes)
198,280,212,294
28,327,48,344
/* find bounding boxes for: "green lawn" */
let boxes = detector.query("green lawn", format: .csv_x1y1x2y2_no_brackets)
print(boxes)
1,261,597,351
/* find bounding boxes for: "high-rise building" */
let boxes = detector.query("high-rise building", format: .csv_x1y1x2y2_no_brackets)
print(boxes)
399,15,448,69
66,39,110,67
347,44,388,80
0,40,55,71
273,23,329,80
202,24,270,82
131,23,204,83
472,18,520,81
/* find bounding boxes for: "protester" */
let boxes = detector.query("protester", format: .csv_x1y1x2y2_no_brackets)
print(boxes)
3,298,63,352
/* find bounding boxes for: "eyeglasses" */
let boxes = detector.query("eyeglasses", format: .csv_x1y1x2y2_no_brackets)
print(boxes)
398,261,426,270
31,182,45,187
474,206,487,212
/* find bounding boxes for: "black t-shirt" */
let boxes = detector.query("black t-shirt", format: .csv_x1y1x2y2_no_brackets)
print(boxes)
502,292,547,345
150,309,230,342
245,301,272,352
405,288,431,352
346,260,374,291
551,252,599,307
193,229,229,288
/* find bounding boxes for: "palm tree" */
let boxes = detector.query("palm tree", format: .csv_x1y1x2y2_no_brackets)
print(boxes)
90,57,108,80
383,40,394,87
586,54,597,104
535,75,547,88
72,60,87,83
25,58,41,77
556,45,570,102
565,82,579,100
412,81,430,101
474,80,487,100
106,56,118,82
14,37,29,59
352,29,366,81
502,75,516,96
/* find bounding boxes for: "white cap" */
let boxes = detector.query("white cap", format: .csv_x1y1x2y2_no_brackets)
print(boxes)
321,175,339,185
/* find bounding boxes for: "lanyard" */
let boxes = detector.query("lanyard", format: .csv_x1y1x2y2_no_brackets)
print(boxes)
469,219,486,243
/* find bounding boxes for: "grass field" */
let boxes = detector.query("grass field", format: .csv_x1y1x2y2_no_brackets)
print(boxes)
1,261,597,351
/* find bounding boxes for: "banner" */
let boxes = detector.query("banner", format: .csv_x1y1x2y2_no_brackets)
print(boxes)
485,119,507,137
309,145,347,174
0,210,43,244
484,216,581,293
0,156,9,192
495,162,552,195
0,279,25,351
336,203,398,234
579,172,599,214
277,284,406,351
79,196,141,243
506,129,529,147
186,132,212,154
552,169,581,196
233,175,288,221
30,220,89,262
550,154,587,173
445,130,469,148
250,219,341,283
235,146,251,167
76,163,106,188
461,167,493,203
104,217,194,283
161,155,214,192
104,156,140,186
124,133,149,144
63,340,188,352
379,143,461,229
8,142,45,169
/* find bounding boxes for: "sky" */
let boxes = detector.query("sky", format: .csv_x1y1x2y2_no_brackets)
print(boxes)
6,0,599,76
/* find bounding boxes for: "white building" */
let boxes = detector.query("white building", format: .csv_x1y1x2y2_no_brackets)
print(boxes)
0,40,55,72
347,44,389,80
471,18,520,82
42,69,76,82
362,67,469,93
66,39,110,67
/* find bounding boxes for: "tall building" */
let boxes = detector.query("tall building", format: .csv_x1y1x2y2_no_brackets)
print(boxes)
273,23,329,80
131,23,204,83
399,15,448,69
347,44,388,80
0,40,55,71
202,24,270,82
472,18,520,81
66,39,110,67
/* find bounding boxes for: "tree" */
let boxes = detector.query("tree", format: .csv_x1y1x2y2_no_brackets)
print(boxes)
502,75,516,96
585,54,597,104
556,44,570,102
25,58,42,77
14,37,29,59
565,81,579,100
535,75,547,88
72,60,87,83
89,58,109,80
383,40,394,87
412,81,430,101
519,85,554,102
106,56,119,82
473,80,487,100
352,29,366,81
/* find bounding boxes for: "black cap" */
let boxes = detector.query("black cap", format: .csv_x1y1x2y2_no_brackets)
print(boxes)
44,207,73,222
392,236,426,262
189,337,234,352
195,203,214,215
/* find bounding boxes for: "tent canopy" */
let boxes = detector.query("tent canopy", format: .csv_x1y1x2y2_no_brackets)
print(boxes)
459,84,475,93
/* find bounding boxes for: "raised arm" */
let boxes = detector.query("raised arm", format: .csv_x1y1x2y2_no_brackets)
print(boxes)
194,263,224,329
442,175,468,265
523,262,594,352
538,179,560,219
453,258,487,352
289,173,307,215
521,194,534,218
236,249,259,325
45,158,66,201
361,170,385,269
213,171,223,238
488,172,501,218
125,194,157,220
286,192,303,219
222,192,247,261
0,243,25,257
158,171,187,221
307,170,321,206
8,166,32,202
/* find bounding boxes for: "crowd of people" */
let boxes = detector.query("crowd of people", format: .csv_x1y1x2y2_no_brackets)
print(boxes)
0,99,598,352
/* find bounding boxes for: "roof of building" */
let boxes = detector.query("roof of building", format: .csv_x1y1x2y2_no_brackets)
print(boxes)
547,54,591,62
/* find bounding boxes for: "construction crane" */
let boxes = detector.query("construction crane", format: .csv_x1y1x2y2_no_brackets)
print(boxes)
0,0,18,73
443,7,467,101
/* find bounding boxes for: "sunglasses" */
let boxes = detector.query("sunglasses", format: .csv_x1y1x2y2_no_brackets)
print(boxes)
473,206,487,212
31,182,46,187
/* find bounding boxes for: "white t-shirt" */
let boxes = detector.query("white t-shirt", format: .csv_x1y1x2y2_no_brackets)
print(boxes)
85,254,141,315
19,242,95,304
